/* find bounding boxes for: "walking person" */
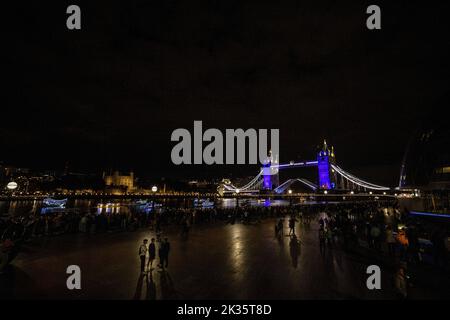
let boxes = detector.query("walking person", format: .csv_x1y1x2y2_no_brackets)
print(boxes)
146,238,156,271
139,239,148,275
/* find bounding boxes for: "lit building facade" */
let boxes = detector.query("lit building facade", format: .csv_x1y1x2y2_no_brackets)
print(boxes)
103,171,135,191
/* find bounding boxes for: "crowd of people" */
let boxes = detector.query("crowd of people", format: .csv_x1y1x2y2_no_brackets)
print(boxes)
277,201,449,299
1,199,449,283
0,202,334,241
139,237,171,275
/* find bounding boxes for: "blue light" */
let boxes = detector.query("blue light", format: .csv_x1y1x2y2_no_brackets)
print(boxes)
317,154,331,189
409,211,450,219
262,161,272,190
263,172,272,189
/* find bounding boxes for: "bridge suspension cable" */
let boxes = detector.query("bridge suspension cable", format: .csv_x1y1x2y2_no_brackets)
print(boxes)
331,164,390,191
222,169,264,192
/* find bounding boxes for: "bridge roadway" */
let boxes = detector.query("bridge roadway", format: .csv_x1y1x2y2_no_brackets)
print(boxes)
0,193,396,201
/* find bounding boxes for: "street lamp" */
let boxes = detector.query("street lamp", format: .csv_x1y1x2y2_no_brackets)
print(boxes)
235,189,240,194
288,189,292,194
323,190,328,194
151,186,158,193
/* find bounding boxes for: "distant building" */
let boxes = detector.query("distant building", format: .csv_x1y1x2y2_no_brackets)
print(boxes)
398,112,449,214
103,171,135,191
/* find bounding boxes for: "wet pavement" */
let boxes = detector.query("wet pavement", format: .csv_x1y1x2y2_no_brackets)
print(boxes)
1,217,447,300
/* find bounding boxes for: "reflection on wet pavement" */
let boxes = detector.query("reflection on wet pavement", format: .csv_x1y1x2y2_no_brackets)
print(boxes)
0,217,416,299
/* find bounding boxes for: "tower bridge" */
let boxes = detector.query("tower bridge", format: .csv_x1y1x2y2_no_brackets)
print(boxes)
220,140,390,194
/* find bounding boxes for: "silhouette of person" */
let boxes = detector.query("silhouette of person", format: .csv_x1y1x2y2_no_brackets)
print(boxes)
139,239,148,274
319,226,326,254
147,238,156,271
288,216,297,235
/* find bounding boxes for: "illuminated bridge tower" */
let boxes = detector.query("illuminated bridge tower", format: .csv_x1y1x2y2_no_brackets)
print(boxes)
317,140,337,190
262,150,279,190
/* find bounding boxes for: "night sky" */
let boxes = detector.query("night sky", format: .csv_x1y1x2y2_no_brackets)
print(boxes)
3,1,450,185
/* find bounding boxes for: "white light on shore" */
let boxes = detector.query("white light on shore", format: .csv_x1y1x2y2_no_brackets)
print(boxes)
151,186,158,192
7,182,18,190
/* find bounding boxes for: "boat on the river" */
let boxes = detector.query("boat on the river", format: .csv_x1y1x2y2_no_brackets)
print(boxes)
133,200,162,207
194,198,215,208
43,198,67,208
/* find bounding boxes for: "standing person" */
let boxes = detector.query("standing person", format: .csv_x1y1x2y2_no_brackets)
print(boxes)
319,226,326,254
182,217,190,237
147,238,156,271
243,210,249,224
431,229,448,269
277,219,284,237
397,227,409,261
155,214,162,240
406,226,420,264
319,217,325,230
298,211,303,225
162,238,171,269
274,221,279,237
288,216,297,235
395,263,408,299
325,227,333,248
385,226,396,256
370,224,381,251
139,239,148,275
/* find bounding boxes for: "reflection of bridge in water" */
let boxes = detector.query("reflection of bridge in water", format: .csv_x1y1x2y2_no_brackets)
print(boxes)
221,140,390,195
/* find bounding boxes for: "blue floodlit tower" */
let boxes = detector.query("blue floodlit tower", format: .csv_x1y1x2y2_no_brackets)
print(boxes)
317,140,337,190
262,150,279,190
